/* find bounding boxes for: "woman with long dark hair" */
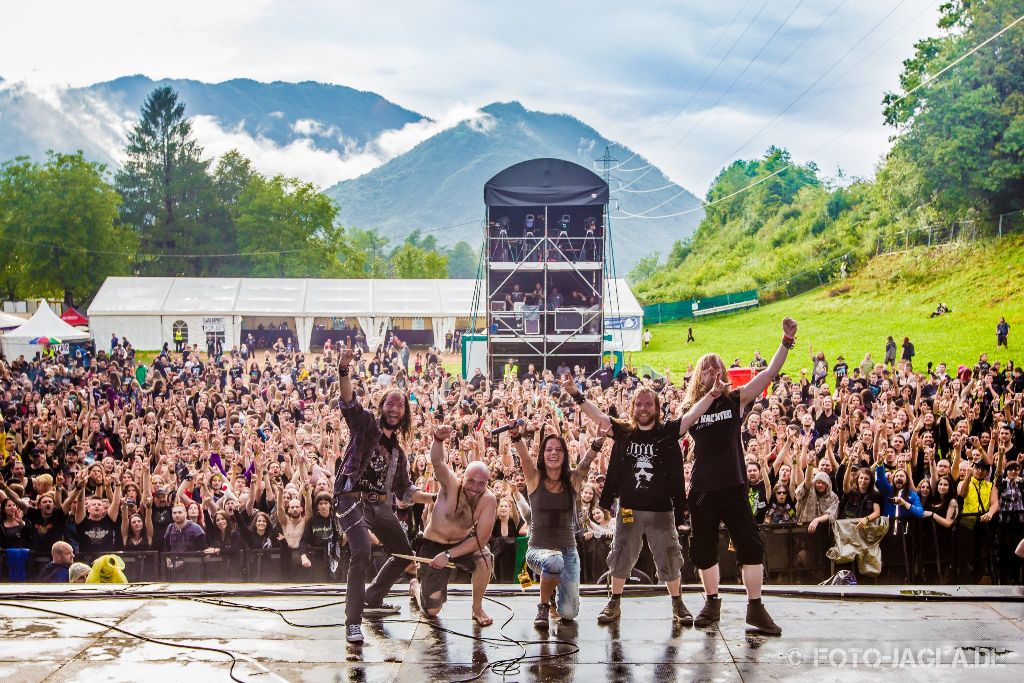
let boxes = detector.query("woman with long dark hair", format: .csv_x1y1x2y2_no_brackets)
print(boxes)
923,474,959,581
508,425,598,630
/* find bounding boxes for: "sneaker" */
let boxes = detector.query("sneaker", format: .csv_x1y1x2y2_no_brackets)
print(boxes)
745,601,782,636
346,624,364,643
363,602,401,617
534,602,549,629
693,597,721,628
672,597,694,627
596,596,621,624
549,596,560,621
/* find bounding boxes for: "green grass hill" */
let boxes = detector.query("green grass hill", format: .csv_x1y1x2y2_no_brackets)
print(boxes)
632,235,1024,379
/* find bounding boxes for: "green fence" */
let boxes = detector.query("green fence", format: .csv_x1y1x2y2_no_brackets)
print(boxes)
643,289,758,324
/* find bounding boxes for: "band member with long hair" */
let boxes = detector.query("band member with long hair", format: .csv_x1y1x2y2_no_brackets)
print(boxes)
564,379,691,626
680,317,797,636
332,348,435,644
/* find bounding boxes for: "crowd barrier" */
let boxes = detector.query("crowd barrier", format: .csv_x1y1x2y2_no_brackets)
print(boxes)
3,514,1020,585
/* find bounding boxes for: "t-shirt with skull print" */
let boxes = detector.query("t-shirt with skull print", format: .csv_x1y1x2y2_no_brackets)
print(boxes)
599,418,687,522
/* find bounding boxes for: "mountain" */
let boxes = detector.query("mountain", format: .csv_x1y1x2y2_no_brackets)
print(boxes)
0,77,700,268
0,75,426,167
324,101,703,269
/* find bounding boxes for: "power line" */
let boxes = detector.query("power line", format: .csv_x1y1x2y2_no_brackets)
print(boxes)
612,9,1024,220
0,218,482,259
701,0,916,187
686,0,850,147
615,0,774,192
613,0,807,197
603,0,761,173
617,0,911,217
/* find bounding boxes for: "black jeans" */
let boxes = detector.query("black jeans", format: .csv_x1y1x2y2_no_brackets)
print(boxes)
337,497,414,625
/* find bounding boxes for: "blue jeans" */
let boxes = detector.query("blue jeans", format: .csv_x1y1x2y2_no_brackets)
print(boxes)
526,546,581,620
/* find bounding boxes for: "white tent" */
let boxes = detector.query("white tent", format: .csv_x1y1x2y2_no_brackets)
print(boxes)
1,300,90,359
87,277,645,352
0,311,26,331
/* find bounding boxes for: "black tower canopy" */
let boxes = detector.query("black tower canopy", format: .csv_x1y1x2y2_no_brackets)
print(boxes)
484,158,609,207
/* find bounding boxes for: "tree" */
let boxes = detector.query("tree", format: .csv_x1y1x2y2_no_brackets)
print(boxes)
445,241,480,278
627,253,660,285
391,243,448,278
115,86,222,275
882,0,1024,215
665,236,692,269
339,227,391,277
207,150,257,275
0,158,33,300
234,174,343,277
1,152,132,305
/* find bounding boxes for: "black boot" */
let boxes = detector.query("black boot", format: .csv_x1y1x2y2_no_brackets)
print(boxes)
672,596,693,627
693,596,721,628
596,595,621,624
745,600,782,636
534,602,549,629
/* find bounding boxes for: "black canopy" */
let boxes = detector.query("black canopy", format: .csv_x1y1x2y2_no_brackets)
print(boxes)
484,158,609,207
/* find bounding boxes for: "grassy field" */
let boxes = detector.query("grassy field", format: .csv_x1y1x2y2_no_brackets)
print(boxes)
631,235,1024,378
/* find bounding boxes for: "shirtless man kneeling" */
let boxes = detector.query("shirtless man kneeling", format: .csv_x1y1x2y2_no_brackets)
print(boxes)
410,424,497,625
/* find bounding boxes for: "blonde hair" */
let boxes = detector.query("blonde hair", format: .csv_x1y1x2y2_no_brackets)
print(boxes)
682,353,727,409
497,496,521,527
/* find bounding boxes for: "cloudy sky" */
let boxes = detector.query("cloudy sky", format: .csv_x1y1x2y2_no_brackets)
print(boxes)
0,0,942,196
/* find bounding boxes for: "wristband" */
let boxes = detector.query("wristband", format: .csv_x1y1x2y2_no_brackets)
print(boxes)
509,433,522,443
782,335,796,350
572,393,586,406
338,366,350,377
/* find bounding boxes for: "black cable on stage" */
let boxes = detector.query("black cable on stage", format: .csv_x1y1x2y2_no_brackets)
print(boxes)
189,593,581,682
0,600,256,683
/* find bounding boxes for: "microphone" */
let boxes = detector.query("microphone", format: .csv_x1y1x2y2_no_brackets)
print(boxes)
491,418,526,436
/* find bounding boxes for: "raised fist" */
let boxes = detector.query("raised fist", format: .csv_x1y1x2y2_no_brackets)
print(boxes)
433,424,452,442
783,318,798,338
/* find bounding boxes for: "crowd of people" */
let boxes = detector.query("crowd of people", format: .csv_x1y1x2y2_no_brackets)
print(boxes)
2,319,1023,636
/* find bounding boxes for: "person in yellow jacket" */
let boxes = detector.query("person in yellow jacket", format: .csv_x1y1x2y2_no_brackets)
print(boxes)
958,459,1000,525
958,459,1000,582
503,358,519,381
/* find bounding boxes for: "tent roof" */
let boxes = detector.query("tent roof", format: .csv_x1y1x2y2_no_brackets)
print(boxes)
60,306,89,326
484,158,609,207
5,301,90,341
88,277,643,318
0,311,27,331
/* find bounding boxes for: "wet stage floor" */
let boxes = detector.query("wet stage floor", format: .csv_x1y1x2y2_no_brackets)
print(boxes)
0,583,1022,682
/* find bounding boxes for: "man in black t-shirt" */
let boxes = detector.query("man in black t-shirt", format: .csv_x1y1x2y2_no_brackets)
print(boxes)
26,492,70,554
150,488,174,551
565,380,692,627
75,495,122,557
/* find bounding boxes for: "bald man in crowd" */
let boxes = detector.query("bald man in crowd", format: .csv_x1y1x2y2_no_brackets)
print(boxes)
38,541,75,582
410,423,497,625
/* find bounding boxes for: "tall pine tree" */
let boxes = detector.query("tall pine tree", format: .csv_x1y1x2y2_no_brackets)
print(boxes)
115,87,225,275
